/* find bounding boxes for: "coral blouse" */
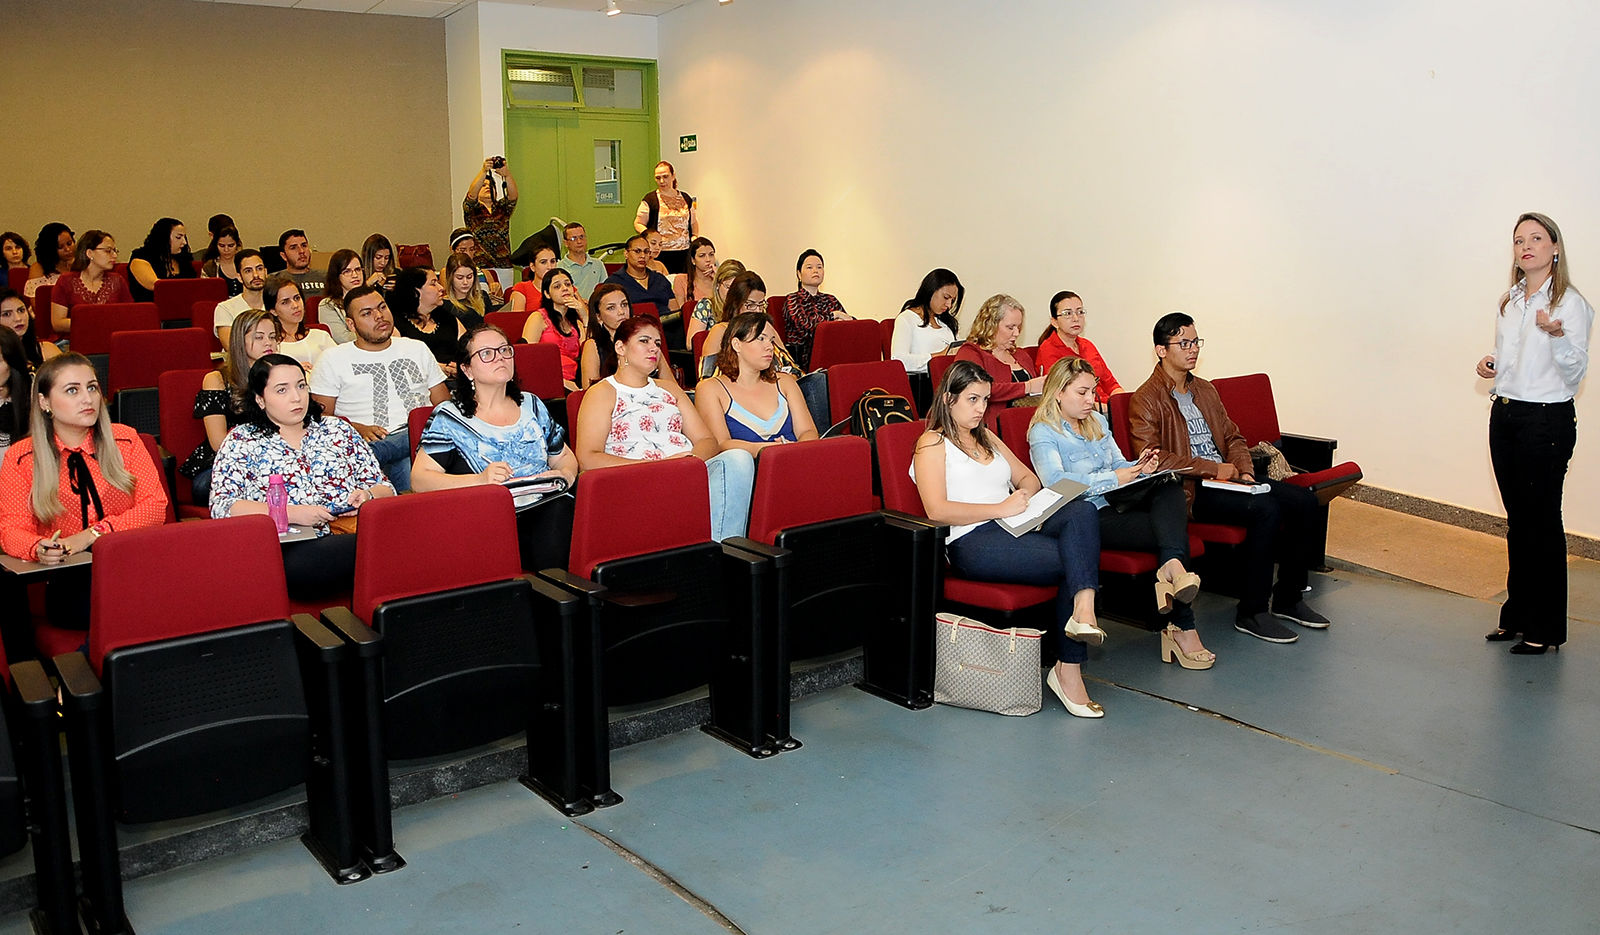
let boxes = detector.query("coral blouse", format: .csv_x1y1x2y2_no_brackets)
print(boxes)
1035,333,1122,404
0,424,168,560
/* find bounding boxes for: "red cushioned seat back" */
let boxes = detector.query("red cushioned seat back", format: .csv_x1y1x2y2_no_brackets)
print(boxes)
157,368,213,513
765,295,788,344
747,437,874,545
827,359,915,426
569,457,710,577
32,284,56,343
1108,392,1135,457
109,328,211,395
1212,373,1280,447
194,301,225,352
352,485,521,622
408,405,436,456
810,320,884,370
874,420,928,518
927,354,955,394
88,515,288,673
514,341,564,399
995,408,1036,474
691,330,707,364
486,310,532,342
631,301,657,319
566,387,587,432
5,268,24,296
70,303,159,356
154,277,226,323
138,432,177,525
877,318,894,359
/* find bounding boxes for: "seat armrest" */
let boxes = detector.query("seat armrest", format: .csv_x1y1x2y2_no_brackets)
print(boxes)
1279,433,1337,473
53,651,103,707
320,606,382,658
9,659,57,711
538,567,604,599
293,612,348,661
722,537,793,563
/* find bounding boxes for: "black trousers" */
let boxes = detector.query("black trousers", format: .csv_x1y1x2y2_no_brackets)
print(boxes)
1489,398,1577,645
658,248,689,276
1192,478,1319,616
1099,481,1196,629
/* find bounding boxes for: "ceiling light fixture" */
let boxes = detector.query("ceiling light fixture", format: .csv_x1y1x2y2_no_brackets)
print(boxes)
606,0,621,15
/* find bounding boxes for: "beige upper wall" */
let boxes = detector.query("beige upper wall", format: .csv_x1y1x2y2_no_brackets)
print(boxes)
658,0,1600,536
4,0,452,265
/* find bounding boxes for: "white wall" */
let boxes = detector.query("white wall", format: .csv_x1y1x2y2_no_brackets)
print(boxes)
446,1,660,190
657,0,1600,536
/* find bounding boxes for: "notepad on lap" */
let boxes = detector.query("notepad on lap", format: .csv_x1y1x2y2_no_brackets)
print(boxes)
1201,479,1270,495
997,479,1090,537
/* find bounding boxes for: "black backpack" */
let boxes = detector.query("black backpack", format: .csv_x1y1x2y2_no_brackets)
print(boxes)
848,387,916,442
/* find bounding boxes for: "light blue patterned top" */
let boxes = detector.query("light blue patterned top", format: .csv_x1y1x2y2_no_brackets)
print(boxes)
1027,412,1136,510
418,396,565,477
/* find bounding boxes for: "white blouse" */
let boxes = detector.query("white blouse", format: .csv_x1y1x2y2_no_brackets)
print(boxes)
891,309,956,374
1493,277,1593,403
909,434,1011,543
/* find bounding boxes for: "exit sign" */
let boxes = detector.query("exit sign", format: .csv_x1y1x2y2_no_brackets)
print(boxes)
679,135,697,153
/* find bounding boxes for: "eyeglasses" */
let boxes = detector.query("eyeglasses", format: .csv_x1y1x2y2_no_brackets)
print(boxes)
95,246,118,255
1053,309,1086,318
741,298,766,311
1165,338,1205,350
472,344,515,363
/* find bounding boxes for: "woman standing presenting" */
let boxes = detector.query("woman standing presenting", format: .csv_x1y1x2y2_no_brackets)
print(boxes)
1477,213,1593,654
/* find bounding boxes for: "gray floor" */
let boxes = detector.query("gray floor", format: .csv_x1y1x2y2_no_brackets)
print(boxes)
4,569,1596,934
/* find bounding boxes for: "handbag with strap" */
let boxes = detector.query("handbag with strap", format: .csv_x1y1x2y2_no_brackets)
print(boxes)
932,613,1043,716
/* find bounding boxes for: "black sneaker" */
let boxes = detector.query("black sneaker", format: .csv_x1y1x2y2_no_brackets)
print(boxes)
1273,600,1331,629
1234,612,1300,643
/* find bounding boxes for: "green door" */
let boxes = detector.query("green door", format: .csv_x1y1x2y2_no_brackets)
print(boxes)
505,112,654,255
501,54,658,264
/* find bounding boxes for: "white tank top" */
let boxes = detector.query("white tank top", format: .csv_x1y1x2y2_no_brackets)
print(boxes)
909,434,1012,543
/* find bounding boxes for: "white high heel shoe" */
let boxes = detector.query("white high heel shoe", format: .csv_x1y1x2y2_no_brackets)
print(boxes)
1046,667,1103,719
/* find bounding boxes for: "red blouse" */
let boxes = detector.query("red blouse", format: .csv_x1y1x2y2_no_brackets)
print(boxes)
954,343,1037,404
1035,333,1122,404
51,271,134,317
0,424,168,560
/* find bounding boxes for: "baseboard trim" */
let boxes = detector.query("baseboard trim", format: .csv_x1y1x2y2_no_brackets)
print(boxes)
1347,483,1600,561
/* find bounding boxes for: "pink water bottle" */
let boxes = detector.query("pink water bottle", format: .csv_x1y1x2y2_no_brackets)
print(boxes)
266,474,289,534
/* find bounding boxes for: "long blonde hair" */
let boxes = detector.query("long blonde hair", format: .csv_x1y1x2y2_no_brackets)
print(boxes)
1501,212,1572,315
27,353,134,521
445,252,487,318
1030,357,1103,441
966,294,1024,350
709,259,746,323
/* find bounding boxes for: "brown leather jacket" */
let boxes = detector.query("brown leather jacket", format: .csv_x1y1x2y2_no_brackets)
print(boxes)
1128,365,1252,508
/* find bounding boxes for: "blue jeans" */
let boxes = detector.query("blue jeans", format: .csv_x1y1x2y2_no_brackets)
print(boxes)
707,449,755,541
369,431,413,493
944,498,1101,664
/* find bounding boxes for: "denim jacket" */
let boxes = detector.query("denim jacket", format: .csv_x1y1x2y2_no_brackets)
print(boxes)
1027,412,1134,510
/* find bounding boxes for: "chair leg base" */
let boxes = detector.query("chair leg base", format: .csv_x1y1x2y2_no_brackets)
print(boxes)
773,736,803,753
301,831,372,886
32,905,87,935
518,774,598,817
77,895,131,935
363,848,406,875
854,680,933,710
700,724,778,759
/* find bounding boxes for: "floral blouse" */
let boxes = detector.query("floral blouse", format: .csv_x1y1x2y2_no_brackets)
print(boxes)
209,416,390,518
602,376,690,461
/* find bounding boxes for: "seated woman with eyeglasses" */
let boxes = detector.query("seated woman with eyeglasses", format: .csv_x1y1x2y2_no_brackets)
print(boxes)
1028,357,1212,670
574,314,754,541
698,271,767,379
50,230,133,335
693,311,820,454
209,354,394,599
0,353,169,627
1034,291,1122,405
412,325,580,571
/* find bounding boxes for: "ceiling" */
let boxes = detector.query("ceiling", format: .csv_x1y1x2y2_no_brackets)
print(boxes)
192,0,697,18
